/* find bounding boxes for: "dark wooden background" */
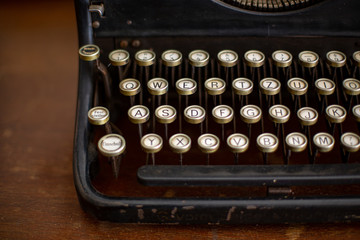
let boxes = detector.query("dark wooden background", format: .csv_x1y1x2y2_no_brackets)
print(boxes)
1,1,360,239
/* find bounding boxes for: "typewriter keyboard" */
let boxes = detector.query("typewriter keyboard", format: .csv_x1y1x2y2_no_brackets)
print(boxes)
79,44,360,198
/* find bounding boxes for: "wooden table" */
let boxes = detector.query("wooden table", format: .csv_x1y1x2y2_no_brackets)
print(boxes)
0,1,360,239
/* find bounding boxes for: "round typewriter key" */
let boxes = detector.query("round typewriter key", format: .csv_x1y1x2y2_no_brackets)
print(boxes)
232,78,253,96
155,105,177,124
325,104,347,124
88,106,110,126
169,133,191,154
184,105,206,124
269,105,291,124
227,133,249,153
109,49,130,66
259,78,281,96
343,78,360,96
285,132,307,152
128,105,150,124
341,132,360,153
161,49,182,67
256,133,279,153
353,105,360,122
141,133,163,154
217,50,238,67
79,44,100,61
298,51,319,68
98,134,126,157
313,132,335,153
287,77,308,96
198,133,220,154
135,49,156,66
315,78,336,96
188,50,210,67
119,78,141,96
326,50,346,68
147,78,168,96
176,78,197,96
353,51,360,67
272,50,292,68
212,105,234,124
240,105,262,124
204,77,226,96
244,50,265,68
297,107,318,126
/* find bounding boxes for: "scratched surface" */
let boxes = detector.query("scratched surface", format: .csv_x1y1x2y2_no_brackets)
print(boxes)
1,1,360,239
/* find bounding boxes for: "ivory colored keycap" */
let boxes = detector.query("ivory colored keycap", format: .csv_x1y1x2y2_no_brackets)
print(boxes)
108,49,130,66
240,105,262,124
297,107,318,126
326,50,346,68
227,133,249,153
353,51,360,67
325,105,347,124
244,50,265,67
212,105,234,124
285,132,308,152
119,78,141,96
269,105,291,124
176,78,197,95
256,133,279,153
161,49,182,67
188,50,210,67
232,78,253,96
342,78,360,96
259,78,281,95
155,105,177,124
135,49,156,66
217,50,238,67
128,105,150,124
272,50,292,67
298,50,319,68
98,134,126,157
352,105,360,122
315,78,336,95
147,78,168,95
169,133,192,154
197,134,220,154
88,106,110,125
140,133,163,154
287,78,308,96
313,132,335,153
341,132,360,153
79,44,100,61
204,78,226,95
184,105,206,124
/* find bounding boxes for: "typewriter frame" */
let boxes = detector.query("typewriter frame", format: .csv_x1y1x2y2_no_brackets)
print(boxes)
74,0,360,223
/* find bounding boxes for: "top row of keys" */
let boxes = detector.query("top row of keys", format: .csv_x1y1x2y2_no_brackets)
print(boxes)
78,44,360,68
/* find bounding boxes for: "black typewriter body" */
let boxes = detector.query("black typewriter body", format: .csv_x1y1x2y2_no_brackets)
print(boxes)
74,0,360,223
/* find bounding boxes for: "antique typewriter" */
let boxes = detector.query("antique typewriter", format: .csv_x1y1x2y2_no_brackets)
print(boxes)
74,0,360,223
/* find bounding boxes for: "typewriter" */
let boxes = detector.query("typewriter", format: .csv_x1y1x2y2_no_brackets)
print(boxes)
74,0,360,223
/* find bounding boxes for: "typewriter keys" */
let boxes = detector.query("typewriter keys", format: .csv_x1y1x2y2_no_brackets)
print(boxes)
169,133,192,165
128,105,150,138
315,78,336,96
244,50,265,68
141,133,163,165
353,51,360,67
88,106,109,126
176,78,197,96
342,78,360,96
353,105,360,122
326,50,346,68
269,105,291,124
147,78,169,96
257,133,279,164
217,50,238,67
161,49,182,67
227,133,249,164
287,78,308,96
297,107,318,126
108,49,130,66
204,78,226,96
198,133,220,164
285,132,307,153
341,132,360,153
78,44,100,61
272,50,292,67
184,105,206,124
135,50,156,66
325,105,347,124
119,78,141,97
298,51,319,68
313,132,335,153
232,78,253,96
259,78,281,96
212,105,234,124
240,105,262,124
188,50,210,67
98,134,126,158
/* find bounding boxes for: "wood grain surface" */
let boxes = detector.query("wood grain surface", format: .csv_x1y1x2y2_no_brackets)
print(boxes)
0,1,360,239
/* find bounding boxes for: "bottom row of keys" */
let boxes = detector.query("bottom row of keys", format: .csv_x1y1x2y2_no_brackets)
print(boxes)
98,131,360,159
